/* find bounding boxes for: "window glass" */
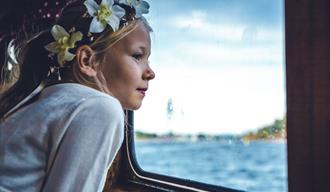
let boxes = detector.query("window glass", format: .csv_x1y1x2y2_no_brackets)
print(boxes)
135,0,286,191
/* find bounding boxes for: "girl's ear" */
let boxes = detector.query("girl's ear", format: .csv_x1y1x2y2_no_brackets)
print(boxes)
76,45,97,77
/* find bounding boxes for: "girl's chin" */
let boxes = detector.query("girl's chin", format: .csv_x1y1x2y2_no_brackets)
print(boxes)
123,101,143,110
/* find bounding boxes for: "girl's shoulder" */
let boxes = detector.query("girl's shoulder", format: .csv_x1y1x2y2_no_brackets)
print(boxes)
1,83,123,127
41,83,111,100
40,83,120,108
33,83,124,122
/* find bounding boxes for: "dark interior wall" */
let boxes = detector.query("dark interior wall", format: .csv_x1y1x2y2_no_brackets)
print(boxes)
286,0,330,192
0,0,68,80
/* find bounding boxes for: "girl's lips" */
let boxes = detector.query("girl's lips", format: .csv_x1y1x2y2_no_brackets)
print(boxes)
137,88,147,96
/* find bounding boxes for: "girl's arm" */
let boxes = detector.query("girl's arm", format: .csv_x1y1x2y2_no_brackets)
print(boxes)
41,96,124,192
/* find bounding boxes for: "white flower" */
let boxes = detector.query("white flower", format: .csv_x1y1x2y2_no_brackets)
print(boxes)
45,25,83,66
84,0,126,33
119,0,149,18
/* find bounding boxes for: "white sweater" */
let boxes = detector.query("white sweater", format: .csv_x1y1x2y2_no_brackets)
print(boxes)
0,83,124,192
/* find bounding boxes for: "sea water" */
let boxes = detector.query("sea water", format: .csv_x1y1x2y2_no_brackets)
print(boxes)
135,140,287,192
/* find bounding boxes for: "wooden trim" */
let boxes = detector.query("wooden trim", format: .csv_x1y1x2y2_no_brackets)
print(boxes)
286,0,330,191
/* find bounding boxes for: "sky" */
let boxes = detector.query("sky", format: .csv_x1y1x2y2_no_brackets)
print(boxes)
134,0,285,135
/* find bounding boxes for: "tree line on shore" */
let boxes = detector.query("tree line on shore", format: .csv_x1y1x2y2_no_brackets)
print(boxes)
135,117,286,142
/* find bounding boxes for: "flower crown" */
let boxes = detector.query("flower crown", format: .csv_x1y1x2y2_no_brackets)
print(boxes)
45,0,149,67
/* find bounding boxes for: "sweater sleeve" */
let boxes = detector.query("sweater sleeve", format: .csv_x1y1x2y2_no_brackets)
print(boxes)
41,96,124,192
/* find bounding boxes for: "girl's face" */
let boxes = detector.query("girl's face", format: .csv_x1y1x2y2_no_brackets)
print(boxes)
102,22,155,110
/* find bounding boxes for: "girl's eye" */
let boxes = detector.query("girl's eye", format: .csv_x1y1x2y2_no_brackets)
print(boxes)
132,53,143,61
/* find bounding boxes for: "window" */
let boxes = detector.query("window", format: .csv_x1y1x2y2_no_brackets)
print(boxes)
134,0,286,191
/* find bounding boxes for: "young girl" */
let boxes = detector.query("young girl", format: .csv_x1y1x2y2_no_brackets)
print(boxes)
0,0,155,191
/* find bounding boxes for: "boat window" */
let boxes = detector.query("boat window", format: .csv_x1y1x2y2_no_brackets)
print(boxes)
134,0,286,191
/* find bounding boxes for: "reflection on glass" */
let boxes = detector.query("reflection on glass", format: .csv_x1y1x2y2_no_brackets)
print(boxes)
135,0,286,191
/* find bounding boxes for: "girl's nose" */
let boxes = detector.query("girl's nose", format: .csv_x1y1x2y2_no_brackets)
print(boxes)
143,65,155,80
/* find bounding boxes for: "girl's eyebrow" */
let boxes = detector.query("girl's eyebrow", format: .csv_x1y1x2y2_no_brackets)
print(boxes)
138,46,146,51
138,46,151,56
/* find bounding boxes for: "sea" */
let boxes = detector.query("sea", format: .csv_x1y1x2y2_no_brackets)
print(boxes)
135,140,287,192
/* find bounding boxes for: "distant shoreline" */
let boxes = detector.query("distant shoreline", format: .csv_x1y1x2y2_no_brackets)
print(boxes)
135,132,286,143
135,118,287,142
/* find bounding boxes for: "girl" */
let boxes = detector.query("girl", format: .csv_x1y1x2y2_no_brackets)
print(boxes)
0,0,155,191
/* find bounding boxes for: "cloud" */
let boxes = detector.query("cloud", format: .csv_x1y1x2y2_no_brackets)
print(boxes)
150,40,284,69
171,10,283,44
149,10,284,68
173,10,207,29
173,11,243,42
